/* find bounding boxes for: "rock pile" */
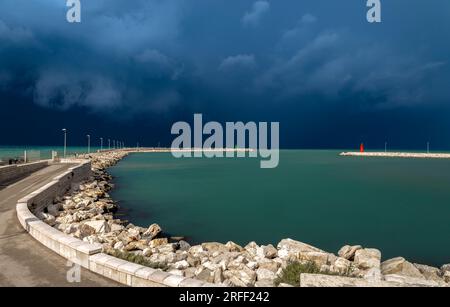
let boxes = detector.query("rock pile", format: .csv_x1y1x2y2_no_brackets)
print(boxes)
35,151,450,287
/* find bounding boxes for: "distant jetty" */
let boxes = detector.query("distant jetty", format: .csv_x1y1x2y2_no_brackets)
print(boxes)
340,152,450,159
101,147,254,153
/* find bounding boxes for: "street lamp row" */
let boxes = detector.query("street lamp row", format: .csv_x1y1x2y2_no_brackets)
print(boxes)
61,128,126,158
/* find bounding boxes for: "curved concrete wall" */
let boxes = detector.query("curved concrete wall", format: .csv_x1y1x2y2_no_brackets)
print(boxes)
16,160,213,287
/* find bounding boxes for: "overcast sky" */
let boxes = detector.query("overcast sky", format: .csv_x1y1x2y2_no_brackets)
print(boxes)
1,0,450,149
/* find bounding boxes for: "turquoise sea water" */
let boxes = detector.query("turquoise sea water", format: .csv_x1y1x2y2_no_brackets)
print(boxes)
0,146,101,161
107,151,449,265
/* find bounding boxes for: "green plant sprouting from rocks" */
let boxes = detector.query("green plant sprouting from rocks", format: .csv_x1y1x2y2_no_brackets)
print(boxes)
275,261,355,286
106,249,168,271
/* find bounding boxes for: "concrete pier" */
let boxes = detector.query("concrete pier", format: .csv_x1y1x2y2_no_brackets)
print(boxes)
0,163,119,286
340,152,450,159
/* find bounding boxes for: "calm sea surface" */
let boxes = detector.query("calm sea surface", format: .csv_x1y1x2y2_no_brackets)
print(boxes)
94,151,449,265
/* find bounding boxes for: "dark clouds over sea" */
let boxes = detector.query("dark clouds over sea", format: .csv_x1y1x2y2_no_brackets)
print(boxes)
1,0,449,149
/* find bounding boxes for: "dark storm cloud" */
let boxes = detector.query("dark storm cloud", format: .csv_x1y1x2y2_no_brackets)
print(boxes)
1,0,450,148
0,0,187,116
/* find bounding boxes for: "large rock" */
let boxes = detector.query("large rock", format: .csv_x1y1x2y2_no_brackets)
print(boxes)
109,223,125,232
255,280,275,287
300,273,398,287
225,241,243,252
113,241,124,250
223,267,257,287
178,240,191,251
443,271,450,283
63,223,79,235
227,255,248,269
244,242,259,256
63,200,76,210
256,244,278,259
173,260,189,270
354,248,381,270
80,220,110,237
72,211,94,222
149,252,176,264
117,230,135,245
149,238,168,248
338,245,362,261
143,223,161,239
414,264,443,282
214,268,224,284
383,274,441,287
202,242,229,254
196,267,215,283
41,213,56,226
256,268,276,282
441,265,450,283
47,204,61,217
381,257,424,279
277,239,324,260
156,243,176,254
363,268,382,282
126,228,141,241
134,240,150,251
211,252,237,270
187,255,201,267
258,260,280,273
246,261,258,270
142,248,153,257
203,261,220,272
278,283,294,287
298,252,332,267
331,257,353,274
188,245,205,257
184,267,197,278
75,198,91,209
119,238,147,252
441,264,450,274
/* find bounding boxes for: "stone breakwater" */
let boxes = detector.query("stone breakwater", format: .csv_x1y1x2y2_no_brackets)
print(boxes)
341,152,450,159
35,151,450,287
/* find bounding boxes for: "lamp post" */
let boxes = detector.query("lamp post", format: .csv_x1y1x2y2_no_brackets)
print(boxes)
385,142,387,153
87,135,91,154
100,138,103,151
62,128,67,158
108,139,111,150
113,140,116,149
427,142,430,154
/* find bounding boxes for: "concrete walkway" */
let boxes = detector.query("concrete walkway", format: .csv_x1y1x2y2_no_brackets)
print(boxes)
0,164,119,287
